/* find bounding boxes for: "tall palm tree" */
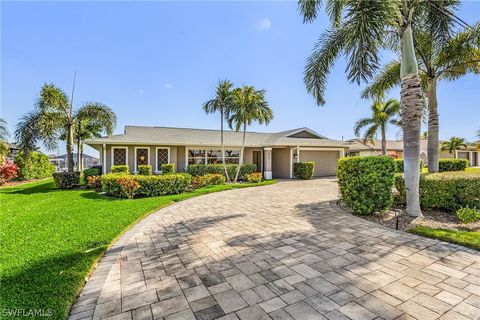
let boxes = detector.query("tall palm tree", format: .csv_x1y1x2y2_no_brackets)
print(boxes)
441,137,468,154
0,118,10,160
203,80,234,182
297,0,462,216
362,21,480,173
354,99,400,155
227,86,273,183
74,103,116,171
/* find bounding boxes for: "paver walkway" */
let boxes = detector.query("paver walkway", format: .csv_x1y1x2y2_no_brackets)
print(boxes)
70,178,480,320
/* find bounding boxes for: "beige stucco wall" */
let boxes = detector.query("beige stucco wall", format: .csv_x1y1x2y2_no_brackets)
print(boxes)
272,147,291,179
176,146,186,172
440,151,454,159
105,145,178,173
300,150,340,176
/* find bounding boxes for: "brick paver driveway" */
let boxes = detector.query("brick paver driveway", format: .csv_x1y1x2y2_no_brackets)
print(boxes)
70,178,480,320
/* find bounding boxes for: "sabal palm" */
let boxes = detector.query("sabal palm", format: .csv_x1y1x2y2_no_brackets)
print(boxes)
227,86,273,183
362,19,480,173
297,0,461,216
354,99,400,156
203,80,234,182
441,137,468,154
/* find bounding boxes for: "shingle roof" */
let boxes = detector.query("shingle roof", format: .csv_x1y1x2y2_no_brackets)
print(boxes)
346,139,428,151
85,126,347,148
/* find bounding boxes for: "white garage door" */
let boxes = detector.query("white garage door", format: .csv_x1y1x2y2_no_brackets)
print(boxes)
300,150,340,177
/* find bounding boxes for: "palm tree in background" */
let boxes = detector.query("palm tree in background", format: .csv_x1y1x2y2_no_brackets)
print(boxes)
203,80,234,182
297,0,464,216
0,118,10,159
362,16,480,173
227,86,273,183
441,137,468,154
354,99,400,156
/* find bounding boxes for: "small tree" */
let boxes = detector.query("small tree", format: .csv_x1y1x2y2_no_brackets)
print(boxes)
441,137,468,154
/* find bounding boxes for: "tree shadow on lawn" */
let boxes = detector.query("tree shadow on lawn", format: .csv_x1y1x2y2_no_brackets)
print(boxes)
3,180,58,195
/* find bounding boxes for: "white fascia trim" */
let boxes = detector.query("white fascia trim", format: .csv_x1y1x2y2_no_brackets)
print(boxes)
111,146,129,171
134,147,150,173
284,128,328,139
155,147,171,173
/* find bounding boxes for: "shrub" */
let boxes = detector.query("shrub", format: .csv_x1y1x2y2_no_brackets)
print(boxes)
161,163,175,174
53,172,81,189
0,160,18,185
14,151,55,180
111,165,129,174
116,178,140,199
83,167,101,180
456,207,480,224
87,175,102,190
245,172,262,183
438,159,468,172
101,173,192,198
293,162,315,179
337,156,396,215
186,164,256,180
202,173,226,186
137,165,152,175
190,176,203,190
395,172,480,211
394,159,423,173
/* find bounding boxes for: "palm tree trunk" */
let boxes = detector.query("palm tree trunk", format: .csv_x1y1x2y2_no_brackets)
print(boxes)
400,23,423,217
66,123,74,173
221,108,231,183
77,136,82,172
79,143,84,171
427,77,439,173
234,122,246,183
381,124,387,156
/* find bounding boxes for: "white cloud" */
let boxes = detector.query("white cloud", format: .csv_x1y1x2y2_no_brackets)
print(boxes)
257,18,272,31
138,89,144,94
164,83,173,89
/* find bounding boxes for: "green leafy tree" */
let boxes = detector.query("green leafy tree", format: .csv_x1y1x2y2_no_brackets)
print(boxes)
354,99,400,155
227,86,273,183
297,0,462,216
441,137,468,154
203,80,235,183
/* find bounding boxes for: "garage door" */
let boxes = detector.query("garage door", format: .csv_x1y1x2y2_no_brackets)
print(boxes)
300,150,339,176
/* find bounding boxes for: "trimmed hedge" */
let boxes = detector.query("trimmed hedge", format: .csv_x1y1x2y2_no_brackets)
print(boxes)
102,173,191,198
161,163,175,174
186,164,256,179
395,172,480,211
14,151,55,180
439,159,468,172
293,162,315,179
53,172,81,189
337,156,396,215
137,165,152,175
111,165,129,174
394,159,423,173
83,167,101,180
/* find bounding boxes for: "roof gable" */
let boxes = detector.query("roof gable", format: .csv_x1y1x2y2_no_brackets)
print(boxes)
281,128,326,139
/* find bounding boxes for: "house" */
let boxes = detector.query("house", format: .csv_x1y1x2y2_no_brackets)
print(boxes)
85,126,349,179
6,143,20,161
346,139,480,166
49,153,101,172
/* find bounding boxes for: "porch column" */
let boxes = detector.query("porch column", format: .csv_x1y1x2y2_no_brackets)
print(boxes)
470,151,474,166
263,147,272,180
102,144,106,174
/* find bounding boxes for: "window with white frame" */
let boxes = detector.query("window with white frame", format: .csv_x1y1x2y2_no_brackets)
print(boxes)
112,147,127,166
187,148,240,165
135,148,149,170
156,148,169,171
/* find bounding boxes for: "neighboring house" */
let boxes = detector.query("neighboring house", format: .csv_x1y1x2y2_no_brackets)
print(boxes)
346,138,480,166
6,143,20,161
85,126,349,179
49,153,101,172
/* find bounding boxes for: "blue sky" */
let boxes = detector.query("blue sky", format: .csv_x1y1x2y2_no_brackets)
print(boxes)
2,1,479,156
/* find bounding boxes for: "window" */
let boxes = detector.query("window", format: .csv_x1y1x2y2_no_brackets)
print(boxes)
112,147,127,166
135,148,149,170
156,148,169,172
187,148,240,165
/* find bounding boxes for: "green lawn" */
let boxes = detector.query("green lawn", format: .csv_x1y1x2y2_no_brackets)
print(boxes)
0,179,276,320
409,226,480,250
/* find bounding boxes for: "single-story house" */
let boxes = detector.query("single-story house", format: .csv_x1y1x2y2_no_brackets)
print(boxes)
48,153,101,172
85,126,349,179
346,138,480,166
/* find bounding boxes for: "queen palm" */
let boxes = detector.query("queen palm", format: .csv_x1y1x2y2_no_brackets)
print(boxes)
298,0,463,216
354,99,400,156
441,137,468,154
227,86,273,183
362,20,480,173
203,80,234,182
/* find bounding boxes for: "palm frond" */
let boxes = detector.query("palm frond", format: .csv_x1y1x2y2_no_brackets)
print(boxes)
14,111,42,152
361,61,401,99
298,0,324,23
0,118,9,141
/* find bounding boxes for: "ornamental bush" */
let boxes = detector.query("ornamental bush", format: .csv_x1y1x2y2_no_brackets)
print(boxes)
293,162,315,179
245,172,262,183
456,207,480,224
53,172,81,189
116,178,140,199
337,156,396,215
395,172,480,211
161,163,175,174
0,160,18,185
201,173,226,186
111,165,129,174
86,175,102,190
101,173,191,198
14,151,55,180
394,159,423,173
137,165,152,175
83,167,101,180
186,164,256,180
438,159,468,172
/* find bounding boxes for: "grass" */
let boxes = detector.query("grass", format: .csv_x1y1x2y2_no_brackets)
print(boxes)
0,178,276,320
409,226,480,251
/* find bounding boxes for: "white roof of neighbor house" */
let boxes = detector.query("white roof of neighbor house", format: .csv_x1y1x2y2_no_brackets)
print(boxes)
85,126,348,148
346,139,428,151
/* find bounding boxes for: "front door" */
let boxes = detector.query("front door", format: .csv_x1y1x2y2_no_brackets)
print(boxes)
253,151,262,172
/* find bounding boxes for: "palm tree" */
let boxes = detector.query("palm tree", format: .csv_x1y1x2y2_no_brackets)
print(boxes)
227,86,273,183
441,137,468,154
297,0,463,217
354,99,400,155
203,80,234,182
362,21,480,173
0,118,10,160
